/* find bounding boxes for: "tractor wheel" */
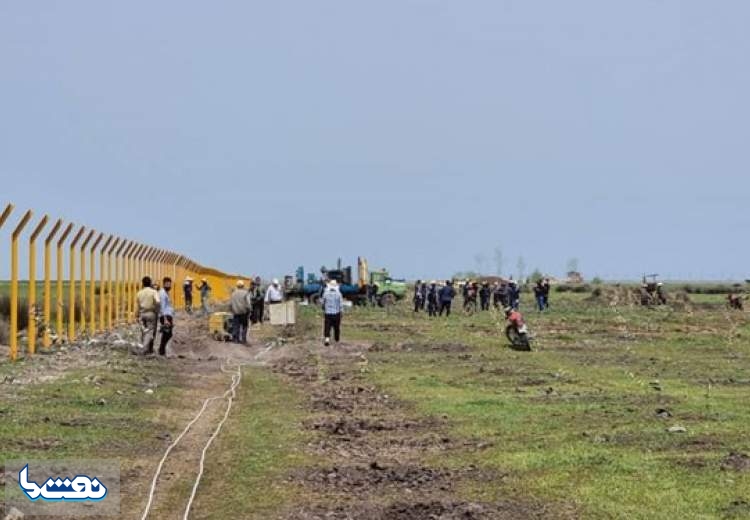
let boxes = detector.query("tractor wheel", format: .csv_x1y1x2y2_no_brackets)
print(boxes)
379,293,396,307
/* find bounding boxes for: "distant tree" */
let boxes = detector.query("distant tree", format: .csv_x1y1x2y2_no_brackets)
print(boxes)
474,253,487,275
592,276,603,285
493,247,504,276
567,257,580,274
517,256,526,282
529,269,543,283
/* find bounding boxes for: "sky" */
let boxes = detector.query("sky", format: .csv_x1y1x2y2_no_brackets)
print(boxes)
1,1,748,281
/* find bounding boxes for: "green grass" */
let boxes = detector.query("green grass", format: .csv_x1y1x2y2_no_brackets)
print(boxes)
332,293,750,519
189,366,308,519
0,352,181,461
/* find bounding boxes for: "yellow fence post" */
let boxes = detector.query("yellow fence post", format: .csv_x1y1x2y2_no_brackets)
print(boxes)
56,223,74,343
68,226,86,342
27,214,49,356
43,219,62,348
79,230,95,335
10,210,32,361
88,232,103,336
117,241,132,325
0,204,14,230
98,235,113,332
104,237,118,331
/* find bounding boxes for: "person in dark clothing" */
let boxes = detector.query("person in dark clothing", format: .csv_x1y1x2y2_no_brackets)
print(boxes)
509,280,521,310
413,280,425,312
492,282,503,308
439,280,456,316
367,283,378,306
250,277,265,325
534,280,546,311
420,282,428,310
542,278,551,309
479,282,491,311
427,281,439,317
182,277,194,314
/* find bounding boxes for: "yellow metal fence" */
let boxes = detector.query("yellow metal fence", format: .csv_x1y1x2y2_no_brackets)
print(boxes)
0,202,246,361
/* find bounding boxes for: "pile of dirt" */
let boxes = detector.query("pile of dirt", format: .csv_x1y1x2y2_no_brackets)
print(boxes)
721,452,750,472
369,342,469,353
586,286,693,310
288,499,556,520
298,463,452,491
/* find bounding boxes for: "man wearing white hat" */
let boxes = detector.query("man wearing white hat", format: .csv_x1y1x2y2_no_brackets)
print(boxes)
230,280,251,344
183,276,194,314
321,280,343,345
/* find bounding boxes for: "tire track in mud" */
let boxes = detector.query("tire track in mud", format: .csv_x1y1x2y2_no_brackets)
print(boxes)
271,343,576,520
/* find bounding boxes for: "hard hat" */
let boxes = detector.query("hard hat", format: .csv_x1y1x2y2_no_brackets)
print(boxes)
328,280,339,287
272,278,279,285
236,280,245,287
185,276,193,282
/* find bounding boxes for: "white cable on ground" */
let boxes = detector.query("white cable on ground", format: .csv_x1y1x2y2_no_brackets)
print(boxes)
140,389,226,520
141,351,266,520
181,362,245,520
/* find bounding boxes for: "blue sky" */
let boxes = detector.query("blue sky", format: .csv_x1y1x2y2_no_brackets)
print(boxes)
1,1,748,281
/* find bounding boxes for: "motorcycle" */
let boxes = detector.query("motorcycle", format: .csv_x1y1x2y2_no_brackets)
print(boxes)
505,308,531,350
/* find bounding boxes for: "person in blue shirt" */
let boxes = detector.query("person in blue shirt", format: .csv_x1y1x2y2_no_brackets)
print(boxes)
321,280,343,345
438,280,456,317
158,277,174,356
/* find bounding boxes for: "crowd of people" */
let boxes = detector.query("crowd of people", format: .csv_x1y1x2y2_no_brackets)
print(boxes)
413,277,552,316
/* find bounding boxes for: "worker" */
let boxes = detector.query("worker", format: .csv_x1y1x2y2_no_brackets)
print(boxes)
728,293,744,310
509,280,521,310
321,279,343,345
420,282,428,310
183,276,194,314
250,276,265,325
198,278,211,315
479,282,491,311
413,280,425,313
542,278,551,309
136,276,161,355
265,278,284,305
367,283,378,306
427,281,439,317
534,279,546,311
230,280,251,344
439,280,456,317
157,277,174,356
656,283,668,305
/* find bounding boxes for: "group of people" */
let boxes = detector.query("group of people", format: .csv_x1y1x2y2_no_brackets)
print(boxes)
135,275,175,356
228,278,285,344
413,278,549,316
182,277,213,315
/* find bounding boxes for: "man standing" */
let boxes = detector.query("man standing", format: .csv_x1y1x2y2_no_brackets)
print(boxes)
198,278,211,315
182,276,194,314
534,279,546,311
413,280,425,313
250,276,264,325
136,276,160,355
439,280,456,317
509,280,521,310
230,280,251,344
265,278,283,305
321,280,343,345
427,281,439,317
158,277,174,356
479,282,491,311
